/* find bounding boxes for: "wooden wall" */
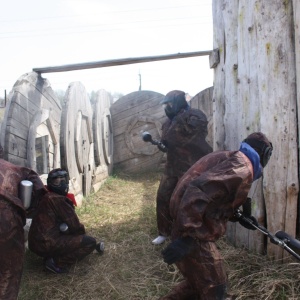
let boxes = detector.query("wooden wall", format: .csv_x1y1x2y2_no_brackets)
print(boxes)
190,87,213,147
212,0,299,259
0,72,213,207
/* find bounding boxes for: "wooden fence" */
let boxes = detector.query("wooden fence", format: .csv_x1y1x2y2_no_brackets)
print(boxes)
212,0,299,259
0,72,213,208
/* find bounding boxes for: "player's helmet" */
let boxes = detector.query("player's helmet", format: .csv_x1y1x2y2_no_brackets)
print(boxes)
160,90,188,119
47,168,69,196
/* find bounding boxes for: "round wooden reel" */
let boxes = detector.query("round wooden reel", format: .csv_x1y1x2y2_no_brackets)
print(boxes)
111,90,167,174
0,71,62,177
60,82,94,204
92,89,113,192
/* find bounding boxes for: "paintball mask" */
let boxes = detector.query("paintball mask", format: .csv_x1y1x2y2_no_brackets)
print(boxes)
47,169,69,196
160,90,188,120
243,138,273,168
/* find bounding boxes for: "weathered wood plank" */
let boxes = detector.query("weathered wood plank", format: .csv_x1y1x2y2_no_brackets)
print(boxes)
212,0,239,246
293,0,300,235
190,87,214,147
33,51,212,74
4,133,27,159
254,0,298,259
112,95,164,122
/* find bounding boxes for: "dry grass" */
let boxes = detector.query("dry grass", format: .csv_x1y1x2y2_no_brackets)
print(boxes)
19,171,300,300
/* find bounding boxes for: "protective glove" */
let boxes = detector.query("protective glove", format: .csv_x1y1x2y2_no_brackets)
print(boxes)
239,216,258,230
242,197,252,217
161,236,195,265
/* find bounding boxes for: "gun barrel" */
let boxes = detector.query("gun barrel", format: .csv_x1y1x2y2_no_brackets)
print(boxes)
235,209,300,261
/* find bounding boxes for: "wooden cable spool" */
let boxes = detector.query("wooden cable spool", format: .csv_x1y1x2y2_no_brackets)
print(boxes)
60,82,94,205
92,89,113,192
0,72,61,177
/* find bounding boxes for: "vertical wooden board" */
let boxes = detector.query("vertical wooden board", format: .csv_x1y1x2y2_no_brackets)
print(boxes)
293,0,300,233
111,91,167,174
60,82,94,202
247,180,266,253
221,0,240,150
83,164,92,196
254,0,298,259
190,87,214,147
212,0,227,151
212,0,239,245
233,0,265,252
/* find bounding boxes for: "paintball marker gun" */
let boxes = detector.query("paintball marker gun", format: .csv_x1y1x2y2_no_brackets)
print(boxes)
234,209,300,261
142,131,167,152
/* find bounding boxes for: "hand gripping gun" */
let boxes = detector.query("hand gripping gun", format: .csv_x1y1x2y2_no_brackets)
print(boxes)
234,209,300,261
142,131,167,153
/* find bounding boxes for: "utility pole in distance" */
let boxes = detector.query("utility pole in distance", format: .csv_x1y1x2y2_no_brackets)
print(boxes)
138,71,141,91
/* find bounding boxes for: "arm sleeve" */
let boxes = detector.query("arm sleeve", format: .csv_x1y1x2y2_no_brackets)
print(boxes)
173,169,244,239
181,112,208,138
242,197,252,217
25,169,48,217
55,198,85,234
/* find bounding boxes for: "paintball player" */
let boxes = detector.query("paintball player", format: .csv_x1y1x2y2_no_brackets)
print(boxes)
152,90,212,245
0,146,47,300
161,132,273,299
28,168,104,274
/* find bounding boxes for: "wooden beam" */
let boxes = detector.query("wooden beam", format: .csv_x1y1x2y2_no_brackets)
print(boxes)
32,50,212,74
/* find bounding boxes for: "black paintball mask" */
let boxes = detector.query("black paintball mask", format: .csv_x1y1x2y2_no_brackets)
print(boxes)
47,169,69,196
243,138,273,168
160,90,189,120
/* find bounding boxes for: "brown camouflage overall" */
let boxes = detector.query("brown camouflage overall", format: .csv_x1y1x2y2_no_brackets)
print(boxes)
28,192,96,268
0,159,45,300
156,107,212,237
161,150,254,300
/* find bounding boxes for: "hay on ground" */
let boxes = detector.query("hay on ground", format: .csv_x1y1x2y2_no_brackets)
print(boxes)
19,172,300,300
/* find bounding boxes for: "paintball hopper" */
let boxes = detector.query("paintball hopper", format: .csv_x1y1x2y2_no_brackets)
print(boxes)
142,131,167,152
234,209,300,261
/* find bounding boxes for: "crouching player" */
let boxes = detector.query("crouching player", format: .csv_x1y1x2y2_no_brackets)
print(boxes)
28,168,104,274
